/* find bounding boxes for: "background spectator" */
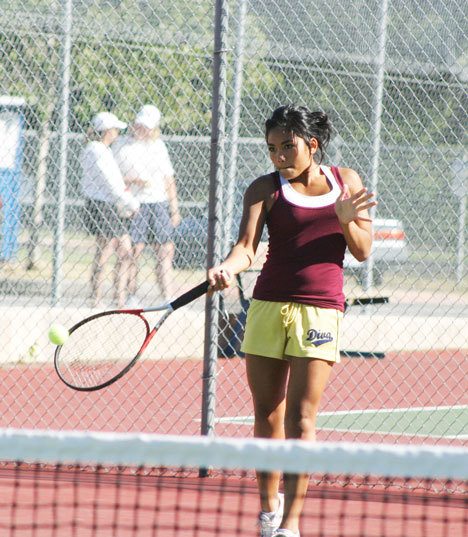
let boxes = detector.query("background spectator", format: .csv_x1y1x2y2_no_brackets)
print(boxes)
81,111,139,308
114,105,180,303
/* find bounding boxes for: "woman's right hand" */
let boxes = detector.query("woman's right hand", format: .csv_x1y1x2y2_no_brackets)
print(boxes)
207,266,233,291
118,193,140,217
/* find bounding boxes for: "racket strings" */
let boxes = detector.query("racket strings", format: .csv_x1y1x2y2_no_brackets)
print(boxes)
55,313,148,389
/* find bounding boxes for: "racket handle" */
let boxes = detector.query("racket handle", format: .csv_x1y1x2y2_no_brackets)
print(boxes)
170,281,210,311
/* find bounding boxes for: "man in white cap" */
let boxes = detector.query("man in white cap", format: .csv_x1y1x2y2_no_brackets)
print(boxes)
114,105,180,302
81,111,139,308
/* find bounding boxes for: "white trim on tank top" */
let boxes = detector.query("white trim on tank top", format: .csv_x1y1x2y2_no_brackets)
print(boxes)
279,165,340,208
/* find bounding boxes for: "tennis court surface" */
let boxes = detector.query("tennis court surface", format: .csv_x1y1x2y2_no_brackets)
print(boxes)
0,428,466,536
0,349,465,443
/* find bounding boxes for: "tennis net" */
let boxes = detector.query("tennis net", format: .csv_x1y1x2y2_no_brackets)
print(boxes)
0,428,466,536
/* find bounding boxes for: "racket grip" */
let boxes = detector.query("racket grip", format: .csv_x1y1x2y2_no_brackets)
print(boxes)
170,281,210,310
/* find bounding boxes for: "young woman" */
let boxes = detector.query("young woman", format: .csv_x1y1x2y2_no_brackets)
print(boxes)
81,112,139,308
114,105,181,303
208,105,377,537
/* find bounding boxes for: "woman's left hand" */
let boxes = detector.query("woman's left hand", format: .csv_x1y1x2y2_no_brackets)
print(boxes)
335,184,377,225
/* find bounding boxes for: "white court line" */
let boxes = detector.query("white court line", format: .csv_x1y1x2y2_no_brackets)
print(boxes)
214,405,468,423
317,428,468,440
316,405,468,416
213,405,468,439
213,418,468,440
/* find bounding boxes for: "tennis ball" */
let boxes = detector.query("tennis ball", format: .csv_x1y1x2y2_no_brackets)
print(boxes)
48,324,69,346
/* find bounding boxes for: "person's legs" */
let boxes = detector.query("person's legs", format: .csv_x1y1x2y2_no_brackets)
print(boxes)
128,205,149,301
145,203,176,300
246,355,289,512
91,235,118,307
113,233,133,308
127,242,145,298
154,241,175,300
242,301,292,535
279,357,334,534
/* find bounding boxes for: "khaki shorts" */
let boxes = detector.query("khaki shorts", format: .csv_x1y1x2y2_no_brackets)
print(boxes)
241,299,342,363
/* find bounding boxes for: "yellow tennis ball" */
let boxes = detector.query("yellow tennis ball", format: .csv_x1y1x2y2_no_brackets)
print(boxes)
48,324,69,346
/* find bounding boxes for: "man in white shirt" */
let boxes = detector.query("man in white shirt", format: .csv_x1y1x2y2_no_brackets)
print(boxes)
81,111,139,308
114,105,180,301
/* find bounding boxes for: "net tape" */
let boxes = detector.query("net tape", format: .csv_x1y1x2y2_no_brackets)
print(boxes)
1,428,466,480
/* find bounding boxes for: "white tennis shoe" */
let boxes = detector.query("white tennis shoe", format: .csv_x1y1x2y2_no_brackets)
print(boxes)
258,493,284,537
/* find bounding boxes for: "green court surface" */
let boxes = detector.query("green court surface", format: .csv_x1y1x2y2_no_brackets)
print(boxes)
215,405,468,440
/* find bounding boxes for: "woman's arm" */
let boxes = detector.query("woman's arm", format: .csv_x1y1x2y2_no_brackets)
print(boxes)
334,167,377,262
208,175,275,290
90,143,128,201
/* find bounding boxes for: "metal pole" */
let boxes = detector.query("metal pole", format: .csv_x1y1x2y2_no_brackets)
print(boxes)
223,0,247,256
456,194,466,284
201,0,228,443
51,0,72,305
365,0,388,291
451,154,467,284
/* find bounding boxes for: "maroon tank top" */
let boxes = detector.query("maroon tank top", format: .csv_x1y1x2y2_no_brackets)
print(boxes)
252,165,346,311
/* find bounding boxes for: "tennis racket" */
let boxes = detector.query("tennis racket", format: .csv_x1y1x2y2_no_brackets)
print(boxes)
54,281,209,391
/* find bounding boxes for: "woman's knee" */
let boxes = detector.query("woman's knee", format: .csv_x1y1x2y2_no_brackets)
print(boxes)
254,400,284,424
253,401,285,439
284,401,319,439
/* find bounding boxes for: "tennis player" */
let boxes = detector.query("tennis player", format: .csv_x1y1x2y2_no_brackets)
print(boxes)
208,104,376,537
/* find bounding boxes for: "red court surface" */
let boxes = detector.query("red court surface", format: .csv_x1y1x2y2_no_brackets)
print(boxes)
0,464,466,536
0,350,465,444
0,349,466,536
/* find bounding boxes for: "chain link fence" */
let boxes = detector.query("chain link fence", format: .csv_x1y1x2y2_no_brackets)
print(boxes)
0,0,466,444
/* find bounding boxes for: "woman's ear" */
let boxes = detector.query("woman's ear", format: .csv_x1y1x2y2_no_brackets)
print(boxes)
309,137,318,154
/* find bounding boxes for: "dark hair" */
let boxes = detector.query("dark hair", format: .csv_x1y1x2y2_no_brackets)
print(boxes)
265,105,332,163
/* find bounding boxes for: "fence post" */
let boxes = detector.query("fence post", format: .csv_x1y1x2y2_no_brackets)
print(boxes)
201,0,229,445
51,0,72,305
224,0,247,255
365,0,388,291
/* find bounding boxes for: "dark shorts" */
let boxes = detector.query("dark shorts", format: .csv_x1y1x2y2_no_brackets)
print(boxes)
83,199,130,238
130,202,174,245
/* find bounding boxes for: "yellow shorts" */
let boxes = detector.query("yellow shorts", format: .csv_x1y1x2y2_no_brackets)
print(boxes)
240,299,343,363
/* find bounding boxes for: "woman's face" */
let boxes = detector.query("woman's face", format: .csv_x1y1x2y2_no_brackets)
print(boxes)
133,124,152,140
104,127,120,145
266,127,317,179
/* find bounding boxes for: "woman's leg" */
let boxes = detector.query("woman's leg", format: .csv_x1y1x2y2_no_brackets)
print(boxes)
154,241,175,300
246,354,289,512
127,242,145,298
113,234,133,308
280,357,334,533
91,235,117,307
